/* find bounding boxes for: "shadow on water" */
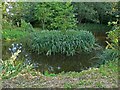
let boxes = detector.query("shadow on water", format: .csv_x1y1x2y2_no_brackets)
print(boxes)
93,31,107,47
2,32,106,74
29,52,100,74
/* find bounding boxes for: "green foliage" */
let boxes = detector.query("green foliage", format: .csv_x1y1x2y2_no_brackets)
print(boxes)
93,2,114,24
1,60,23,79
64,83,72,88
35,2,77,30
0,50,33,79
44,71,56,77
20,19,34,32
35,3,52,30
50,2,77,31
73,2,98,23
2,2,118,28
0,60,33,79
27,30,95,56
2,19,13,30
106,22,120,50
73,2,114,24
2,29,29,40
2,2,36,24
98,25,119,65
99,49,118,65
78,23,112,32
99,59,118,76
99,21,119,66
2,19,33,41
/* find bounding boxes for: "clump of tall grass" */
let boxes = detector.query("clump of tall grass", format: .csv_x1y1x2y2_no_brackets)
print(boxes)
27,30,96,56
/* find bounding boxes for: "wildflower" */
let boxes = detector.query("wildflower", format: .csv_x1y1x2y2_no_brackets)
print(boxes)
11,49,21,61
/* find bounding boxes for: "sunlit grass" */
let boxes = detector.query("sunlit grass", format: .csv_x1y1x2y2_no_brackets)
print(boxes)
2,29,29,41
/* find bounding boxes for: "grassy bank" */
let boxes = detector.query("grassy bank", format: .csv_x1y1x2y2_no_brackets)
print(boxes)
2,29,29,41
2,59,118,88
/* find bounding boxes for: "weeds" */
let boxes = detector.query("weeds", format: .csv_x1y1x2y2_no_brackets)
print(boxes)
0,49,33,79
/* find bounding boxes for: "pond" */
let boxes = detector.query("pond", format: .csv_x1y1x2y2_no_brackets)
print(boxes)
2,32,106,74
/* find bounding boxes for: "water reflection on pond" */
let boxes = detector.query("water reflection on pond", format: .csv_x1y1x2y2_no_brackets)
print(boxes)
2,42,101,74
2,33,105,74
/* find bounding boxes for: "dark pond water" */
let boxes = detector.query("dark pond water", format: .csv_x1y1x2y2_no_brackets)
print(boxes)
2,32,106,74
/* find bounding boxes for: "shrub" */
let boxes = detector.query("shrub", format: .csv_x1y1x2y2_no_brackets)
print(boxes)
98,21,119,66
27,30,95,56
98,49,118,65
106,23,120,50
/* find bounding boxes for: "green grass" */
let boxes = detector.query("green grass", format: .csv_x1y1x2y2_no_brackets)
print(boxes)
2,29,29,41
77,23,112,32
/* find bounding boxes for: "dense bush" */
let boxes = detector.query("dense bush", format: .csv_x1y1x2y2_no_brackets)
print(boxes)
27,30,95,56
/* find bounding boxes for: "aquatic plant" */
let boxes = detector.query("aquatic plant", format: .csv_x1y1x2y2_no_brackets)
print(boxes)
27,30,96,56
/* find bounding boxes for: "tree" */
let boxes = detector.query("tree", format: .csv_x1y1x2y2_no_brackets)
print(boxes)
73,2,98,24
49,2,77,31
93,2,113,24
73,2,114,24
2,2,36,25
35,2,77,31
35,3,52,30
